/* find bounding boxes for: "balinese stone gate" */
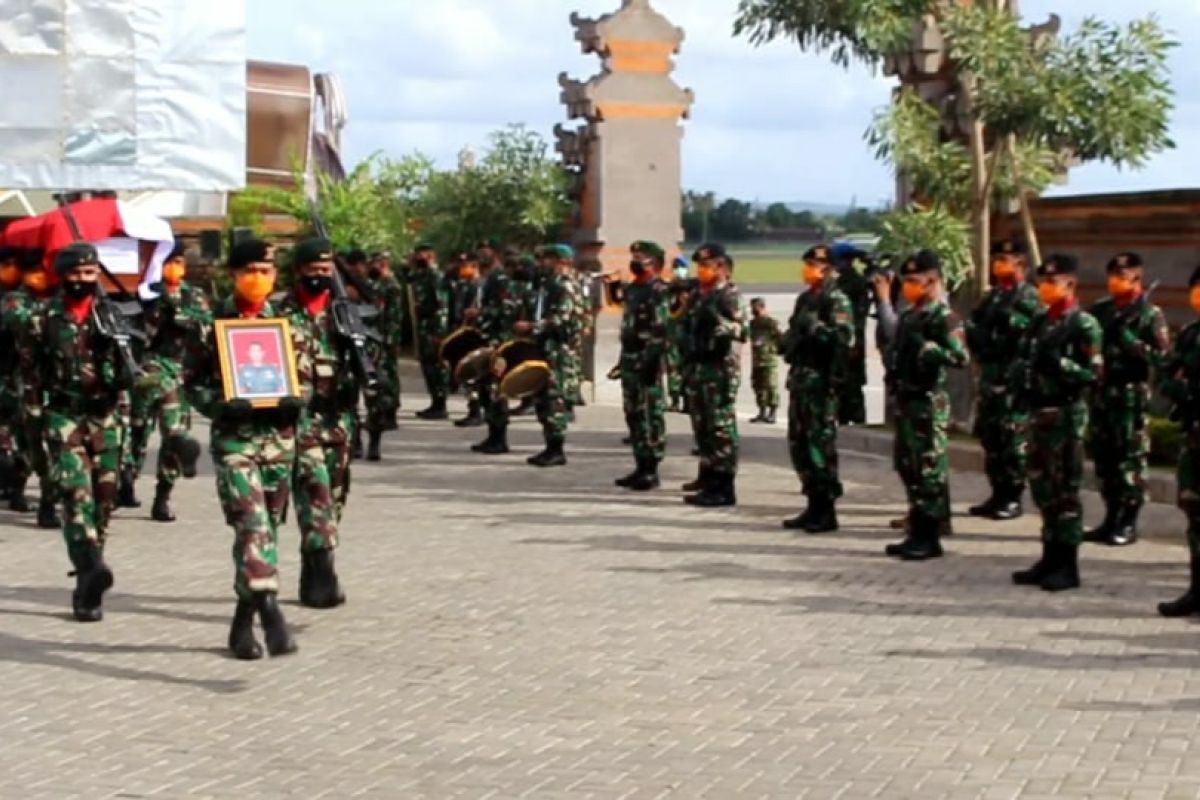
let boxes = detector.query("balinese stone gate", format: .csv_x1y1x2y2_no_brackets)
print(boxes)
556,0,694,275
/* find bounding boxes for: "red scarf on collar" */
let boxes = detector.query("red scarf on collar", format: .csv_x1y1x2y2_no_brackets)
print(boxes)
64,294,95,325
296,285,331,316
1048,295,1077,321
236,296,267,319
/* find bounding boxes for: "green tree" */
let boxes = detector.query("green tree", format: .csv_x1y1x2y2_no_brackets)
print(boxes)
762,201,797,230
735,1,1176,292
710,197,754,241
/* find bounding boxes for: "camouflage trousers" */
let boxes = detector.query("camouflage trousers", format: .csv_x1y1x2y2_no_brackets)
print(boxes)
44,410,122,570
0,397,31,490
975,381,1028,493
620,358,666,463
21,414,54,500
893,391,951,520
536,346,571,446
565,347,584,408
686,362,740,476
1090,383,1151,509
837,336,867,425
1177,427,1200,556
751,359,779,409
364,352,400,433
481,375,510,433
126,360,194,488
294,415,351,554
1028,402,1088,545
787,373,841,499
665,339,685,407
213,425,296,599
418,331,449,404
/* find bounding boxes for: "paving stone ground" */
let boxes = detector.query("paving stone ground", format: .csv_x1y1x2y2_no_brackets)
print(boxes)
1,374,1198,799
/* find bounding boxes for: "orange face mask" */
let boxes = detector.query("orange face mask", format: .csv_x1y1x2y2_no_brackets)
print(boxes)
1108,274,1138,300
696,264,718,286
992,259,1017,282
902,278,927,306
235,271,275,304
0,265,21,289
1190,285,1200,315
162,261,186,287
24,270,48,294
458,265,479,281
802,263,825,286
1039,281,1068,307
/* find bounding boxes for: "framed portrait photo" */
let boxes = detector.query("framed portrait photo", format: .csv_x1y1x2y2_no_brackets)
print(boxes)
214,318,300,408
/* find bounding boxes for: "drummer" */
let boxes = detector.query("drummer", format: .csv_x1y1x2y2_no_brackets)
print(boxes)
447,251,484,428
471,249,533,456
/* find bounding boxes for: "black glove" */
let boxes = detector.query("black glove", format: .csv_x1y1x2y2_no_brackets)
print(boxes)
220,398,254,424
277,395,305,424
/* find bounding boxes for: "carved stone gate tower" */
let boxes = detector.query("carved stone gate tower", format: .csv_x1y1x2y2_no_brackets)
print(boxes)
555,0,694,274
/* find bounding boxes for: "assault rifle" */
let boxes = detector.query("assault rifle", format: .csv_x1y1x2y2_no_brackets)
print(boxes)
56,199,146,383
308,204,380,392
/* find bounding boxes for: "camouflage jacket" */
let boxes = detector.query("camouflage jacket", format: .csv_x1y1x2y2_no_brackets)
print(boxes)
749,316,783,363
886,299,968,397
783,279,855,381
478,269,513,344
448,275,482,331
143,282,212,367
410,264,447,336
1089,295,1170,387
685,280,745,372
835,264,871,330
277,293,361,421
29,294,129,417
4,288,50,415
533,271,581,352
619,277,669,370
1160,320,1200,429
966,281,1041,385
1012,302,1102,408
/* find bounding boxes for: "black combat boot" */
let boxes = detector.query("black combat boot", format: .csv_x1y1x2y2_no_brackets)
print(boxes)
1107,503,1140,547
37,496,60,529
682,466,710,493
1083,501,1117,544
70,542,113,623
366,430,383,462
628,458,661,492
1158,547,1200,617
749,407,767,424
8,475,30,513
255,591,297,656
968,483,1000,518
350,427,364,460
686,472,736,507
150,480,175,523
527,440,567,467
886,510,943,560
164,433,202,479
989,486,1024,521
416,397,448,420
1040,542,1081,592
473,424,510,455
802,494,838,534
765,406,777,425
228,598,264,660
615,461,642,488
1012,540,1052,586
782,495,814,530
117,465,140,508
300,549,344,609
454,400,483,428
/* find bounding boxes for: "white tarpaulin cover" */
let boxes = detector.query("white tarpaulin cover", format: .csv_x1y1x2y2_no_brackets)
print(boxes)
0,0,246,191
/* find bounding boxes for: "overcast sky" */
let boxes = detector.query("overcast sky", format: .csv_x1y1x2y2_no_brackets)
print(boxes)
247,0,1198,207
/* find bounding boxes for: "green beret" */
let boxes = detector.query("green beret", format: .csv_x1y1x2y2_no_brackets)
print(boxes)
293,238,334,267
631,240,665,261
54,242,99,276
228,239,270,269
542,244,574,260
518,254,537,269
1107,251,1143,273
1037,254,1079,277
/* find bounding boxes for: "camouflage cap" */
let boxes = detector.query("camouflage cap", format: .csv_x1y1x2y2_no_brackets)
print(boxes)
899,249,941,277
228,238,271,269
991,239,1026,257
631,240,665,261
54,242,99,276
802,244,832,264
1037,253,1079,277
293,237,334,267
1106,251,1144,273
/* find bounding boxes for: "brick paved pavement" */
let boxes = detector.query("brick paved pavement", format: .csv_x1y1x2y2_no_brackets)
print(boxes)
0,384,1198,799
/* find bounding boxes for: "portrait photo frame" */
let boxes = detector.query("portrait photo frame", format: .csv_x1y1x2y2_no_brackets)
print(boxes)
214,318,300,408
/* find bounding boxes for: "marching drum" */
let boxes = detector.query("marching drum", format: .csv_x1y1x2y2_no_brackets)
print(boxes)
491,339,551,400
439,326,494,385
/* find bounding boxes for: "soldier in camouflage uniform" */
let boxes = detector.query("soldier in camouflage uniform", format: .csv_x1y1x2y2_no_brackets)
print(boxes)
411,244,450,420
1157,265,1200,617
347,249,403,461
5,250,61,528
0,247,31,511
748,297,783,424
184,239,301,659
1010,254,1103,592
964,239,1042,520
279,238,364,610
472,251,534,455
448,251,485,428
614,241,670,491
883,250,968,561
1083,252,1170,547
683,243,745,508
515,244,580,467
833,246,871,426
664,261,690,413
125,244,208,523
28,244,134,621
781,245,855,533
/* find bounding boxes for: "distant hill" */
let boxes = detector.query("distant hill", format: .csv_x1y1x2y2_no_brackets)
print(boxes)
748,200,854,216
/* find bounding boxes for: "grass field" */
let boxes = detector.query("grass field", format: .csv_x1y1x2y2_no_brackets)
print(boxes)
726,246,814,285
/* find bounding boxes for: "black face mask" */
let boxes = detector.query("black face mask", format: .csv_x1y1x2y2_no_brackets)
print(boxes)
63,280,96,301
301,275,332,295
630,260,648,277
368,268,382,280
